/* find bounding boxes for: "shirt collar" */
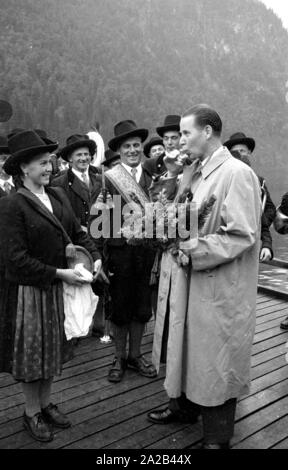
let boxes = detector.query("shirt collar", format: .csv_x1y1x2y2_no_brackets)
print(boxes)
201,146,231,179
122,163,142,174
200,146,224,169
71,167,90,181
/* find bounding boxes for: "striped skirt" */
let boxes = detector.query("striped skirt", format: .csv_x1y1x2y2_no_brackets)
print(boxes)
12,283,74,382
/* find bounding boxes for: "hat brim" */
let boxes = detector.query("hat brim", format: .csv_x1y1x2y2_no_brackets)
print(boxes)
103,154,121,166
60,140,96,162
224,137,255,153
4,143,59,176
144,138,164,158
108,129,148,152
156,125,180,138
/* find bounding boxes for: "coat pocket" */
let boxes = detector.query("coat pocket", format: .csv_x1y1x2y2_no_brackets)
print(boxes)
200,270,216,301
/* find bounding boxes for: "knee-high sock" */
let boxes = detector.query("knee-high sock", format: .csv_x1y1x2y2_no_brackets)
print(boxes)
128,321,146,359
21,381,41,418
112,323,129,359
39,377,54,409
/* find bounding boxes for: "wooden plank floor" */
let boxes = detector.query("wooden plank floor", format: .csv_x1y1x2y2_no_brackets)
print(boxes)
0,292,287,449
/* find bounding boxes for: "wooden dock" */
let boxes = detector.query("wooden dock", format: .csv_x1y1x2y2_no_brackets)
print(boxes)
0,292,288,449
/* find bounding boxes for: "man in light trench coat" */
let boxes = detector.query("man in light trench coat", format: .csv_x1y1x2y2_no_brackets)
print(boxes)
147,104,262,449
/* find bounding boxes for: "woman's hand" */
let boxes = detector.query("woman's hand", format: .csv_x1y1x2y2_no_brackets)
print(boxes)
93,259,102,282
56,268,87,286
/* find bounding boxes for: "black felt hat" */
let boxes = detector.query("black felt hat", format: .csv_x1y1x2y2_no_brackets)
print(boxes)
4,130,58,176
224,132,255,153
108,120,148,152
59,134,97,162
156,115,181,138
103,149,120,167
143,136,164,158
0,135,9,153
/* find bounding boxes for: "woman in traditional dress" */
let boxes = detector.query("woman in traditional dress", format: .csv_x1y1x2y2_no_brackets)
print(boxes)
0,130,102,442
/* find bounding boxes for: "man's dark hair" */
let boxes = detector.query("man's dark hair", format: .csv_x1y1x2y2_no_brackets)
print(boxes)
182,104,222,137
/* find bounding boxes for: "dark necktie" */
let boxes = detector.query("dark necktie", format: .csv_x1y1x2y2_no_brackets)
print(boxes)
193,159,202,178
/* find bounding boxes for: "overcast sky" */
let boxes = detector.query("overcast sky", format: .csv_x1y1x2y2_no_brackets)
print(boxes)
260,0,288,29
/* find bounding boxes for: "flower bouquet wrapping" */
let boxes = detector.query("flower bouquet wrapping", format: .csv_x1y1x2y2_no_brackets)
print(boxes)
120,188,216,267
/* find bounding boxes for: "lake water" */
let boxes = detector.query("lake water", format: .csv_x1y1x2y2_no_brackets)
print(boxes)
258,228,288,294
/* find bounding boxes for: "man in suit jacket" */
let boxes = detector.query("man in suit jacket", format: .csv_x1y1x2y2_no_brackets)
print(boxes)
51,135,102,231
224,133,276,262
89,120,157,384
143,136,166,176
143,116,181,178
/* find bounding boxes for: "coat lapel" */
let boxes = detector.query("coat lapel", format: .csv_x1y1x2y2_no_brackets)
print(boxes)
202,147,231,179
69,169,89,201
17,188,63,232
88,169,100,194
139,166,151,196
47,189,63,221
177,147,232,199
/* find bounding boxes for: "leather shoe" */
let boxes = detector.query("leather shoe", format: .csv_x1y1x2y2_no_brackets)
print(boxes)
108,357,126,383
127,355,157,378
23,412,54,442
147,407,199,425
280,317,288,330
41,403,71,429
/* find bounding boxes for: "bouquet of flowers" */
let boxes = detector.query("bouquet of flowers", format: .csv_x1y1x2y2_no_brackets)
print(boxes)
121,188,216,265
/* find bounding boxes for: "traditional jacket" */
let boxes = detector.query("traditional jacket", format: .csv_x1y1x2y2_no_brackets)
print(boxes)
143,154,167,176
51,166,102,228
0,186,101,374
0,187,100,289
89,163,154,326
258,176,275,256
89,163,152,251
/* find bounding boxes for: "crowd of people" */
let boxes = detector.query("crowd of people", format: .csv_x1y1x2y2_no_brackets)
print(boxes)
0,103,287,448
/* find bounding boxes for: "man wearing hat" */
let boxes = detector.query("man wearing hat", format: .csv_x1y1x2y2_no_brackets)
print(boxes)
103,149,121,170
89,120,157,383
143,115,181,179
224,132,276,263
157,114,181,153
0,136,15,198
143,136,166,176
51,135,102,231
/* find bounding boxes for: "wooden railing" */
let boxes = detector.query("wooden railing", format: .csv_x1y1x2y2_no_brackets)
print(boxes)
258,257,288,299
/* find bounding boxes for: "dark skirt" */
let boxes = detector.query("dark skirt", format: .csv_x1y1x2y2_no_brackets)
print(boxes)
0,278,73,382
0,275,18,374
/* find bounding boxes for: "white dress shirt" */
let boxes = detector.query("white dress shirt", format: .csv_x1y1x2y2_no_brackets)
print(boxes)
122,163,143,183
33,189,53,213
72,168,90,186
